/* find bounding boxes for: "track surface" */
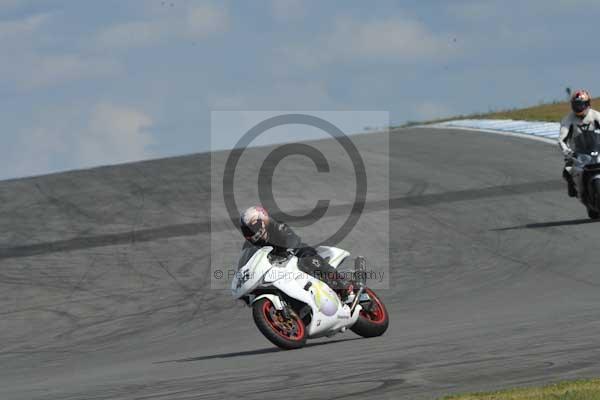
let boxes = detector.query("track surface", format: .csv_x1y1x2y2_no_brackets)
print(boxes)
2,128,600,399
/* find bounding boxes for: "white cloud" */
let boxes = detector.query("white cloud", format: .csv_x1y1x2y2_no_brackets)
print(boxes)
97,3,229,48
447,2,500,21
208,81,333,110
329,16,450,59
9,126,69,180
0,13,50,39
0,13,121,90
270,0,306,22
186,3,229,37
0,0,26,12
209,93,248,109
5,103,156,180
96,20,170,49
277,15,455,71
79,103,155,166
17,54,120,89
450,0,600,18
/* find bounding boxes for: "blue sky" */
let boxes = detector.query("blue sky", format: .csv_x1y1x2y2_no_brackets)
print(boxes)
1,0,599,180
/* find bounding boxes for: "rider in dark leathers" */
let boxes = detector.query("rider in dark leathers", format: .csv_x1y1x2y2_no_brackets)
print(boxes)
238,206,351,293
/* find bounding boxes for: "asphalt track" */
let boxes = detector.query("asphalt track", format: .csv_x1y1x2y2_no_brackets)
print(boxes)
2,127,600,399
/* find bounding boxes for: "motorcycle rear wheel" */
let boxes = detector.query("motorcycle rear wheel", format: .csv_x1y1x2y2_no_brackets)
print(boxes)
252,298,307,349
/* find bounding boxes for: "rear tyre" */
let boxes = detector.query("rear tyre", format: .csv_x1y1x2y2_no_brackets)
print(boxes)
350,288,389,338
252,298,307,350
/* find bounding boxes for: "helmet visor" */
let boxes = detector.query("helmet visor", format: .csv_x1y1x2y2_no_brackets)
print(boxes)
241,220,265,242
572,100,590,114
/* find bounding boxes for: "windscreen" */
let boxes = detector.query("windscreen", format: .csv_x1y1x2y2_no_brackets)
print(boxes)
237,244,260,269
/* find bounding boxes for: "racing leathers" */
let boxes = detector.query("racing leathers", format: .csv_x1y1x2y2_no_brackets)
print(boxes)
558,109,600,197
239,219,351,292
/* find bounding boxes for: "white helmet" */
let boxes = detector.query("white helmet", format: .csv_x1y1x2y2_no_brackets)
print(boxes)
571,89,592,116
240,206,270,244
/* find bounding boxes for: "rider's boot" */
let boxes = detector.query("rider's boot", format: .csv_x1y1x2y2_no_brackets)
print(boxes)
563,167,577,198
341,257,369,304
327,276,354,303
568,181,577,198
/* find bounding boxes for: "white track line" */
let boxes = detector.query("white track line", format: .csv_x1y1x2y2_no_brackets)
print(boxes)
414,122,558,146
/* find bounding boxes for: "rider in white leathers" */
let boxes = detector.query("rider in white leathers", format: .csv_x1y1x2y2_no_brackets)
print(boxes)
559,90,600,197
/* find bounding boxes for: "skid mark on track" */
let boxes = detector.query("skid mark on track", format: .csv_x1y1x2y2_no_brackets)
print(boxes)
0,223,207,259
0,180,562,260
493,218,597,231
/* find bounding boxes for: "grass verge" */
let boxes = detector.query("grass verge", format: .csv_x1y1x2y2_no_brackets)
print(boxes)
441,378,600,400
401,97,600,127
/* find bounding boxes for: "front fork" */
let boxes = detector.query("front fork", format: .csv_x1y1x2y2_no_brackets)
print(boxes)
350,256,368,313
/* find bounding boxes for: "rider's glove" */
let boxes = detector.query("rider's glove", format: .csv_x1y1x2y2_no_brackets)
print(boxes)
563,148,575,159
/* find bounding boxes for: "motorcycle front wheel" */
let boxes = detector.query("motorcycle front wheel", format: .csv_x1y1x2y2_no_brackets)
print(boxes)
590,180,600,219
587,207,600,219
350,288,389,338
252,298,307,349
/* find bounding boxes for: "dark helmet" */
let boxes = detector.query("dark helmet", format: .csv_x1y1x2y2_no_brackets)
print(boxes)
240,206,270,244
571,89,591,116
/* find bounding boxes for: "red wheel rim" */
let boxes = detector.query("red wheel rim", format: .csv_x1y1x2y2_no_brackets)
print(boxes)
262,300,305,341
359,288,387,324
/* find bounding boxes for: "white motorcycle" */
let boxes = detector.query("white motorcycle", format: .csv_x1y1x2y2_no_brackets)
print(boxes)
569,127,600,219
231,246,389,349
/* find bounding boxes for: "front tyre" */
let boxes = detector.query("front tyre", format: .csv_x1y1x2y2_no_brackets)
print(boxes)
590,180,600,219
351,288,389,338
252,298,307,350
